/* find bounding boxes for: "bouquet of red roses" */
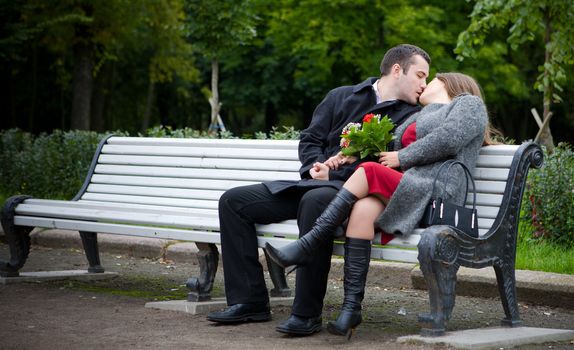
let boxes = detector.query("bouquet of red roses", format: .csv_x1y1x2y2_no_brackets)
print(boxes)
339,113,395,159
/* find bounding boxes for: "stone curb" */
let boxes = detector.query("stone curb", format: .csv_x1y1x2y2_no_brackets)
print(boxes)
3,229,574,309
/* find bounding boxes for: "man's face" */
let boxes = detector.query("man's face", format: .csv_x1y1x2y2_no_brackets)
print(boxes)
395,55,429,105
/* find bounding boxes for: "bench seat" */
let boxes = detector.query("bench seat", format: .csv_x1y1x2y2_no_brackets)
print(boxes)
8,137,522,265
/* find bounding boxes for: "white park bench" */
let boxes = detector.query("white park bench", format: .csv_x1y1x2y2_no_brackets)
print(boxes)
0,136,542,329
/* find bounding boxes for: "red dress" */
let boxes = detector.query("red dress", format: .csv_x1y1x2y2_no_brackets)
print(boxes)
356,122,417,244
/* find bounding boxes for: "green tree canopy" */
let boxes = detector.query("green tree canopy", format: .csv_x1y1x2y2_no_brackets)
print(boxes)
456,0,574,150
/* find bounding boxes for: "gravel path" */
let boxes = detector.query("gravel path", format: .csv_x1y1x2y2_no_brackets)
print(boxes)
1,244,573,349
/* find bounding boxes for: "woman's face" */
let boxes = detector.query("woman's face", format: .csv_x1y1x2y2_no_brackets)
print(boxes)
419,78,448,105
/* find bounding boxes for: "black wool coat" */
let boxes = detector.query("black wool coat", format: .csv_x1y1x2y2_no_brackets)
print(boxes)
264,77,421,194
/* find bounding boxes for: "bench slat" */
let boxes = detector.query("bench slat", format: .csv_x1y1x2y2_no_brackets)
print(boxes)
473,167,510,181
86,184,223,201
475,180,506,194
16,215,223,243
479,145,519,156
467,193,503,207
475,155,514,168
16,204,221,230
94,164,300,182
81,193,219,209
26,198,221,217
475,205,500,219
98,154,301,172
373,232,421,248
102,145,300,161
107,137,300,150
91,174,257,191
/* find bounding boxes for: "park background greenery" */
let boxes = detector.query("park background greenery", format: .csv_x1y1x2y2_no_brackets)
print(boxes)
1,0,573,273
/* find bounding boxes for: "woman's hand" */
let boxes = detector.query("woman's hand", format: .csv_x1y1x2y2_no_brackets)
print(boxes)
324,152,358,170
310,162,330,181
379,151,400,168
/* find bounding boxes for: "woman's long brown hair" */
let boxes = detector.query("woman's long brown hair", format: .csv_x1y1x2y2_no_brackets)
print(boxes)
436,72,501,145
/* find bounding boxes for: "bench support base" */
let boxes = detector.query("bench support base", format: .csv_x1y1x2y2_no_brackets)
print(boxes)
186,242,219,302
1,195,33,277
417,226,460,337
264,249,291,297
79,231,105,273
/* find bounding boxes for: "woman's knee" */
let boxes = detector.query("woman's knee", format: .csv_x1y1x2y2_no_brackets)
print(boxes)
352,197,385,217
346,197,384,237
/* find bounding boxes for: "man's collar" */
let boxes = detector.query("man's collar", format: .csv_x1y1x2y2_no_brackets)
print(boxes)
353,77,378,93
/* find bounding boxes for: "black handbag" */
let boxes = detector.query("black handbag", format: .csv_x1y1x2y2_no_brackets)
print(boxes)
420,160,479,238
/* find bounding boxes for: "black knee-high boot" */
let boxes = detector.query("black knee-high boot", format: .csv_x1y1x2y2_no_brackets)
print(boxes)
265,188,358,268
327,237,371,339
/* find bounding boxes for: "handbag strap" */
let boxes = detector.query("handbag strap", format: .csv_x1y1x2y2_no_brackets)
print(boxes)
430,160,477,210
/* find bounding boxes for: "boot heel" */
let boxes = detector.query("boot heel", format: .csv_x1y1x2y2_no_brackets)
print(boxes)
346,327,355,340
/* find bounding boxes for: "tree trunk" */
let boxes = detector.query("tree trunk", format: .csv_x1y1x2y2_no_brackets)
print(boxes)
29,45,37,132
142,79,155,132
91,62,112,132
70,43,93,130
265,101,277,134
208,58,222,132
106,61,117,130
539,10,555,152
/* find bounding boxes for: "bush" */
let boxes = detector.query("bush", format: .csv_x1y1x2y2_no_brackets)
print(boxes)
523,143,574,248
0,126,301,200
0,129,106,199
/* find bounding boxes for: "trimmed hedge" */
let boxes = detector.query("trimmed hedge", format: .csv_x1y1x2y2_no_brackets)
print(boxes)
0,129,106,199
0,127,299,200
523,143,574,248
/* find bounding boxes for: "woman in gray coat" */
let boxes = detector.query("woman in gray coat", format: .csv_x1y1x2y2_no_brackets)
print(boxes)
266,72,497,338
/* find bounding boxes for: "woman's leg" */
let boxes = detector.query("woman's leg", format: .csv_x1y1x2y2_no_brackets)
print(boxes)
345,196,386,240
342,167,370,198
264,165,386,268
327,196,384,338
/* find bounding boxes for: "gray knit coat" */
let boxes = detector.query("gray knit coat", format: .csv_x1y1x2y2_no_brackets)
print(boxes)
375,94,488,236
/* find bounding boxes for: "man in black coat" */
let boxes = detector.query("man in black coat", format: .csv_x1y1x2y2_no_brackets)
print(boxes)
207,44,430,335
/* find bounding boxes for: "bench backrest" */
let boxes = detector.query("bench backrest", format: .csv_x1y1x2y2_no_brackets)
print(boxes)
69,136,520,262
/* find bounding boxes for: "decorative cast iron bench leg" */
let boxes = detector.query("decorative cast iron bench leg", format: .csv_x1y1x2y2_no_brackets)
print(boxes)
79,231,105,273
494,260,522,327
264,249,291,297
417,226,461,336
1,195,34,277
186,242,219,302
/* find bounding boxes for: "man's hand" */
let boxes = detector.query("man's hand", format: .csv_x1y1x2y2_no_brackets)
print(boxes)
379,151,400,168
310,162,329,180
324,152,358,170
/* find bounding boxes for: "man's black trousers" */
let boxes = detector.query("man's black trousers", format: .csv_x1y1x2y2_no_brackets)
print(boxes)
219,183,338,318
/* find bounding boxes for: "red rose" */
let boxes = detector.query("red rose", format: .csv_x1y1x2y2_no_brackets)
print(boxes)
363,113,375,123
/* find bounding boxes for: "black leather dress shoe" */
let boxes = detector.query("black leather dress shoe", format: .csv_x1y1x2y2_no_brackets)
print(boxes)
276,314,322,335
206,303,271,323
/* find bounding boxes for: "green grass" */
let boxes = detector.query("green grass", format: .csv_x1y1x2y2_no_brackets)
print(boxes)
48,275,194,301
515,222,574,275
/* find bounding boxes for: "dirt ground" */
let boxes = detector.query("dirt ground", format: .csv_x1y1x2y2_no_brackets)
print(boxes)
1,244,574,350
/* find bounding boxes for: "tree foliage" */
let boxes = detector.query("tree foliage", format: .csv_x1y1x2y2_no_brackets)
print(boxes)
0,0,573,143
456,0,574,149
185,0,257,130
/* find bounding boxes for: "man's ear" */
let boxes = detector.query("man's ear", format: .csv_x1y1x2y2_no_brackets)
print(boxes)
392,63,402,78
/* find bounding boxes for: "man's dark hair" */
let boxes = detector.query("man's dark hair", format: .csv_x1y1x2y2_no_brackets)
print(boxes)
380,44,431,76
